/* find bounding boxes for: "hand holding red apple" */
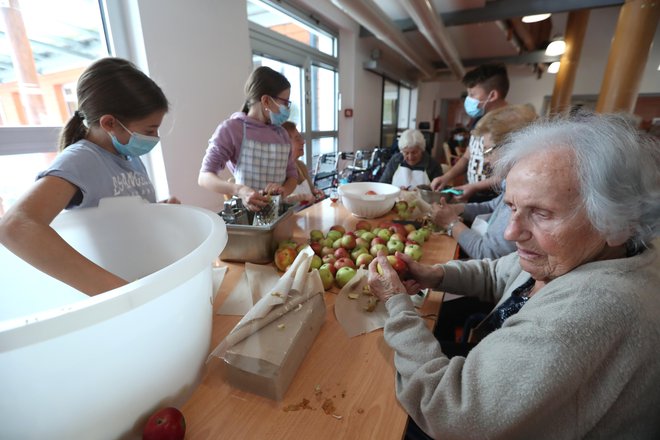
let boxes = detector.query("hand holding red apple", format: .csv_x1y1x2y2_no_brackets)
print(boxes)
367,255,407,303
395,252,445,289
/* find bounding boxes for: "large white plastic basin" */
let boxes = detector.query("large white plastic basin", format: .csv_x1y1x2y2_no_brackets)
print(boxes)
0,197,227,440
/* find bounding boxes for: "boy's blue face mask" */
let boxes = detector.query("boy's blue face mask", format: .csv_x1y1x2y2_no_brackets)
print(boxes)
110,120,160,157
463,96,485,118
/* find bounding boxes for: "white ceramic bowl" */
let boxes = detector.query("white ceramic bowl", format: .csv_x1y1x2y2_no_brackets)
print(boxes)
0,197,227,440
337,182,401,218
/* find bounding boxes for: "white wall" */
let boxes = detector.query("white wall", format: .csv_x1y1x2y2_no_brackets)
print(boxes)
126,0,252,212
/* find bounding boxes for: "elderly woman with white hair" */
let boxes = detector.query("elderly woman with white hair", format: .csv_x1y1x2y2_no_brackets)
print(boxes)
379,129,443,189
368,112,660,439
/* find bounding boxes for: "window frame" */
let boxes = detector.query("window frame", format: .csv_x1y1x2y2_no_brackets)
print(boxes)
248,3,339,170
0,0,124,157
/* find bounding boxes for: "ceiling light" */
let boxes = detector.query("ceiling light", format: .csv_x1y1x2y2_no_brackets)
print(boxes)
547,62,561,74
545,39,566,56
522,13,551,23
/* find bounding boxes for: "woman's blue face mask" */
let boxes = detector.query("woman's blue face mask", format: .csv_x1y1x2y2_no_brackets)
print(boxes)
268,96,291,126
110,120,160,157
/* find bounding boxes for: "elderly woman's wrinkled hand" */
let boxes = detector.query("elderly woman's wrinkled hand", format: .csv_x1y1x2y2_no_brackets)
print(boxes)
431,199,458,228
368,255,407,303
396,252,445,289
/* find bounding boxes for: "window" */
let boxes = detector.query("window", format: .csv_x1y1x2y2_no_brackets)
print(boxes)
247,0,338,172
247,0,336,57
380,80,413,149
0,0,110,212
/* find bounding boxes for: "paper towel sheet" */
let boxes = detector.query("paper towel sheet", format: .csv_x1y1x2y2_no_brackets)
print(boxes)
216,263,281,316
334,268,388,338
212,266,228,302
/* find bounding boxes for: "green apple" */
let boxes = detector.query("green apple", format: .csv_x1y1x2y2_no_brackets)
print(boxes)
318,264,335,290
326,230,342,242
310,229,325,242
336,266,357,288
360,231,376,242
310,254,323,270
355,253,374,268
404,243,423,261
387,239,404,254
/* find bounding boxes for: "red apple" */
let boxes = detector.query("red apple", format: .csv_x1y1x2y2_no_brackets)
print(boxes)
365,190,377,196
355,220,372,231
340,234,357,250
370,236,386,247
334,257,356,271
388,255,409,277
336,266,357,287
388,223,408,238
334,247,350,260
320,262,337,276
378,220,393,229
274,247,297,272
309,241,322,256
389,233,405,243
330,224,346,235
322,254,337,265
142,407,186,440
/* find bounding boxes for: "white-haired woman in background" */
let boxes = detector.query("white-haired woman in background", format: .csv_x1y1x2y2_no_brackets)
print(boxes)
379,129,443,189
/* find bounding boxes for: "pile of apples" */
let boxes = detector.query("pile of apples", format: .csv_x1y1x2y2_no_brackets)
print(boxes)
273,219,432,291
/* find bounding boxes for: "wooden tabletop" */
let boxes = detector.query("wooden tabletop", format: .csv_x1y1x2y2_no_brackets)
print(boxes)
181,198,457,439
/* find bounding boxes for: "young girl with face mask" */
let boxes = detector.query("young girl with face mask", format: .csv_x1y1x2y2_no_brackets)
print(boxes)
199,66,298,212
0,57,176,295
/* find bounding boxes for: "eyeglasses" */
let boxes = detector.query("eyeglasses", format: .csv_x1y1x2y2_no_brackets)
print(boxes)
271,96,292,109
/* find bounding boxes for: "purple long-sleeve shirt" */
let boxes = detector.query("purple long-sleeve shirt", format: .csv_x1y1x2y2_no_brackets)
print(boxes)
200,112,297,180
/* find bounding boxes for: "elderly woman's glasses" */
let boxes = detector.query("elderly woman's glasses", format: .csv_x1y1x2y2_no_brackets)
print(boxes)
272,96,292,109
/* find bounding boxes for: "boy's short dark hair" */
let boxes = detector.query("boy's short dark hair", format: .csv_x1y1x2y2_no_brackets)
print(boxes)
462,63,509,98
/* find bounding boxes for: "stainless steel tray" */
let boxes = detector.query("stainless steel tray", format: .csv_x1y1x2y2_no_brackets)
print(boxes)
219,206,295,263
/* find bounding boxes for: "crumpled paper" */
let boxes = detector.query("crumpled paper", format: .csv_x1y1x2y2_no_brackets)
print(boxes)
208,247,324,360
334,267,388,337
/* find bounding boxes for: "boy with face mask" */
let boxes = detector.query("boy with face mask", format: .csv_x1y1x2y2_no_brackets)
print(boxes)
431,64,509,203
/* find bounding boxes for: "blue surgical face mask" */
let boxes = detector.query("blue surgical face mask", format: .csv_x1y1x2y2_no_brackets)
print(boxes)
269,103,290,127
110,120,160,157
463,96,485,118
453,134,464,142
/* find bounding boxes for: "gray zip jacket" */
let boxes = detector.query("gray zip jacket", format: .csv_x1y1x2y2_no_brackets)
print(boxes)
383,248,660,439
